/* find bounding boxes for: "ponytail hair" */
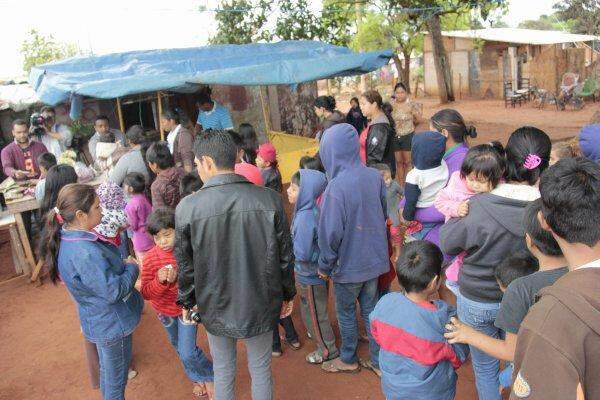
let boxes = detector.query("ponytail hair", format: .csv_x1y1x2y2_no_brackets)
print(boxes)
431,109,477,143
505,126,552,185
39,184,97,283
381,102,397,132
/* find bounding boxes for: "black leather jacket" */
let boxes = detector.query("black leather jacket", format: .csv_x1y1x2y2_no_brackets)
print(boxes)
175,173,296,338
366,121,396,177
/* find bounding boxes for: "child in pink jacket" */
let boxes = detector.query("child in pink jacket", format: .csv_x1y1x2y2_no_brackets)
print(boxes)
435,143,505,295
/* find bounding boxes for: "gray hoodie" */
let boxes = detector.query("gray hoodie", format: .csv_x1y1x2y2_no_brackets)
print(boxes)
440,184,538,303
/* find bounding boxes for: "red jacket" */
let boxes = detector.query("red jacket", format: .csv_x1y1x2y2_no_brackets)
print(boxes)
140,246,181,317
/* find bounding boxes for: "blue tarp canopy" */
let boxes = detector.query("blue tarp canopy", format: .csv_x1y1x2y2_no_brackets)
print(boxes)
29,41,393,106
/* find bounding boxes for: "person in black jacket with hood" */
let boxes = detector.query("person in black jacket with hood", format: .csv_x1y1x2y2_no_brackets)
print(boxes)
176,130,296,400
359,90,396,178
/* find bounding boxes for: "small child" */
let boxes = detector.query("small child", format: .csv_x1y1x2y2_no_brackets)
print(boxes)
402,131,449,240
372,163,403,250
494,252,539,292
140,208,214,398
434,143,505,295
34,152,57,201
287,170,337,364
179,172,203,198
256,142,282,192
370,240,469,400
124,173,154,262
93,180,129,249
549,141,575,166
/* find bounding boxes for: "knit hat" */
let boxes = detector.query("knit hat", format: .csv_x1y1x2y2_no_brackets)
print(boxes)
579,124,600,164
96,180,126,210
257,142,277,163
235,162,264,186
411,131,447,170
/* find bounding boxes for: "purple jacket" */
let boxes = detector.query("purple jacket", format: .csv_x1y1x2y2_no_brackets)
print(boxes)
1,141,49,179
125,194,154,252
443,143,469,175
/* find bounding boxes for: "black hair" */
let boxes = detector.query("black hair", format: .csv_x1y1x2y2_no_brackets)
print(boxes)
314,96,336,112
381,102,396,131
146,141,175,170
161,108,181,124
396,240,443,293
299,155,324,172
494,251,539,288
539,157,600,246
40,106,55,114
12,119,28,129
180,173,203,198
371,163,391,174
227,130,243,148
123,172,147,195
393,82,408,93
193,130,237,170
431,109,477,144
291,171,301,186
196,91,212,105
94,115,109,123
350,97,360,106
505,126,552,185
39,184,96,283
146,208,175,236
238,123,259,165
37,153,57,171
98,131,116,143
460,143,506,187
523,199,562,257
40,165,79,218
126,125,145,145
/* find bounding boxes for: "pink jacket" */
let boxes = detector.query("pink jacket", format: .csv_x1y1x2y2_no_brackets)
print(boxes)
434,171,476,222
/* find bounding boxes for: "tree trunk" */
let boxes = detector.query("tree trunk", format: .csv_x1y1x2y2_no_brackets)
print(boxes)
392,53,411,94
427,13,454,103
276,82,319,137
402,49,411,94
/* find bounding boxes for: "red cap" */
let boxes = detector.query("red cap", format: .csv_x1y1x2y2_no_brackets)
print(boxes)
235,162,264,186
257,142,277,164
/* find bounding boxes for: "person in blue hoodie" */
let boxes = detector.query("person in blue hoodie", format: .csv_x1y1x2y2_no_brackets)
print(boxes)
287,169,339,365
317,123,389,375
38,183,143,400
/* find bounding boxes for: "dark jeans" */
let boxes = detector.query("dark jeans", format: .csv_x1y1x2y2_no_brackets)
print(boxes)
96,334,133,400
299,283,338,359
333,278,380,367
272,316,298,351
158,314,214,382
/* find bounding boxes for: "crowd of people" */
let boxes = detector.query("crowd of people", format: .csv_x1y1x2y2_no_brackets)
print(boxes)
2,84,600,400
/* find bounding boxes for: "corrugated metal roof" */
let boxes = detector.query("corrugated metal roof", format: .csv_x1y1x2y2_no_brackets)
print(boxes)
439,28,600,45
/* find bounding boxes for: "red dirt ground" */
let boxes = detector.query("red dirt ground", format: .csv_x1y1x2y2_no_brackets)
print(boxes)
2,98,596,400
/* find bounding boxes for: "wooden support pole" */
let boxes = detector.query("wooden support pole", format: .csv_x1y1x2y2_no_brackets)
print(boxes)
157,91,164,141
14,213,34,275
116,97,125,134
259,86,271,133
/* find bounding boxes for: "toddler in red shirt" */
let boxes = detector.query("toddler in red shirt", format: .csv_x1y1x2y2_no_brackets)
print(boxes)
141,208,214,398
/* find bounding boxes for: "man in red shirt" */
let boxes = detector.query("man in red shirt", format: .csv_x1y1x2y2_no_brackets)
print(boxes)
1,119,48,180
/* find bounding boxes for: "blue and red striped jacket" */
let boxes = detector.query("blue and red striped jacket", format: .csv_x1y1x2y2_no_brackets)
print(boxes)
370,292,469,400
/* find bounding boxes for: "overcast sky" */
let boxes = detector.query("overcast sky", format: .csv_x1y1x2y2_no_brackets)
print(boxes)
0,0,559,79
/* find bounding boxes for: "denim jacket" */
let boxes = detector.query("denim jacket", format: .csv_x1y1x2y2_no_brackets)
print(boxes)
58,229,143,343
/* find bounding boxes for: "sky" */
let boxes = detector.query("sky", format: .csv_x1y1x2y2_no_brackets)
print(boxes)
0,0,559,79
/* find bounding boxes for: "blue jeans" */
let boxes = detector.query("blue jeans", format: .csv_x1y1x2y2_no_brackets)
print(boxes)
333,278,380,368
96,334,133,400
457,294,501,400
499,362,514,388
158,314,214,382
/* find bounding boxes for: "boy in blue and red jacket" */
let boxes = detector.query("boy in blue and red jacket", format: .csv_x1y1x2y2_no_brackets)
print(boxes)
287,169,339,364
370,240,469,400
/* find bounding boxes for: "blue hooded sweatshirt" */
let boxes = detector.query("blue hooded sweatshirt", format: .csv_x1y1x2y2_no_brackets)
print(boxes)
292,169,328,285
579,123,600,164
318,123,389,283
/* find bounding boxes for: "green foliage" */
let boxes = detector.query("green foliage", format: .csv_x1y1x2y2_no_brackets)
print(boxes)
274,0,324,40
21,29,79,73
518,13,575,31
70,120,95,138
209,0,273,44
554,0,600,35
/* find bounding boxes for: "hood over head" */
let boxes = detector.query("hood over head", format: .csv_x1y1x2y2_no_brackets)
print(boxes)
295,169,327,213
411,131,446,170
579,124,600,164
320,123,361,180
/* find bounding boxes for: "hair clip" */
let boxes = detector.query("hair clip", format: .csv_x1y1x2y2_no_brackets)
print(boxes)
523,154,542,170
54,207,64,225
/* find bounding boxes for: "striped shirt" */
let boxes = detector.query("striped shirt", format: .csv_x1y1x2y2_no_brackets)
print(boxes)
196,101,234,131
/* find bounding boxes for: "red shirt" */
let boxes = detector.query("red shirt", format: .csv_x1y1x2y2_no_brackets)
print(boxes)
140,245,181,317
359,126,369,164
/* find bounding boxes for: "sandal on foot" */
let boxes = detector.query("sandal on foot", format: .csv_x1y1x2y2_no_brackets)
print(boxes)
321,359,360,374
284,339,301,351
306,351,326,364
193,382,208,398
359,358,381,378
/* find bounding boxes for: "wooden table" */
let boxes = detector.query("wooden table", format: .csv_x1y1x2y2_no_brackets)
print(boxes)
1,173,107,281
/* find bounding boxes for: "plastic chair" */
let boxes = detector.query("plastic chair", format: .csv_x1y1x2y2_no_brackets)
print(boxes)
577,78,598,103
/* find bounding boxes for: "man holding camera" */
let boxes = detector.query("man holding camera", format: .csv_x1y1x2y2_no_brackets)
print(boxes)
37,106,73,158
1,119,49,181
176,130,296,400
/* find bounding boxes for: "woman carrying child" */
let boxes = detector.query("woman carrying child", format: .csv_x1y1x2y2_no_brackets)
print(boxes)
39,184,143,400
440,127,552,400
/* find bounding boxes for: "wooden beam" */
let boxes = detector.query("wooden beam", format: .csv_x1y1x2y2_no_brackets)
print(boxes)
157,91,164,141
116,97,125,133
259,86,271,133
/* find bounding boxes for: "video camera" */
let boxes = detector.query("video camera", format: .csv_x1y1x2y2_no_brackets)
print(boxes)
29,113,46,139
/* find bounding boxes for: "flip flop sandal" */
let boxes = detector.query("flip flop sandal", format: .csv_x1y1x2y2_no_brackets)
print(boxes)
306,351,325,364
321,359,361,374
193,382,208,398
359,359,382,378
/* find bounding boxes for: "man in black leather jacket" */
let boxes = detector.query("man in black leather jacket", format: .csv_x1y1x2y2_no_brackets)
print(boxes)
175,130,295,400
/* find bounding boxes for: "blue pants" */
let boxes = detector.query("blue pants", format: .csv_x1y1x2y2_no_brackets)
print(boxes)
333,278,380,368
272,316,298,352
457,294,501,400
499,362,514,388
96,334,133,400
158,314,214,383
